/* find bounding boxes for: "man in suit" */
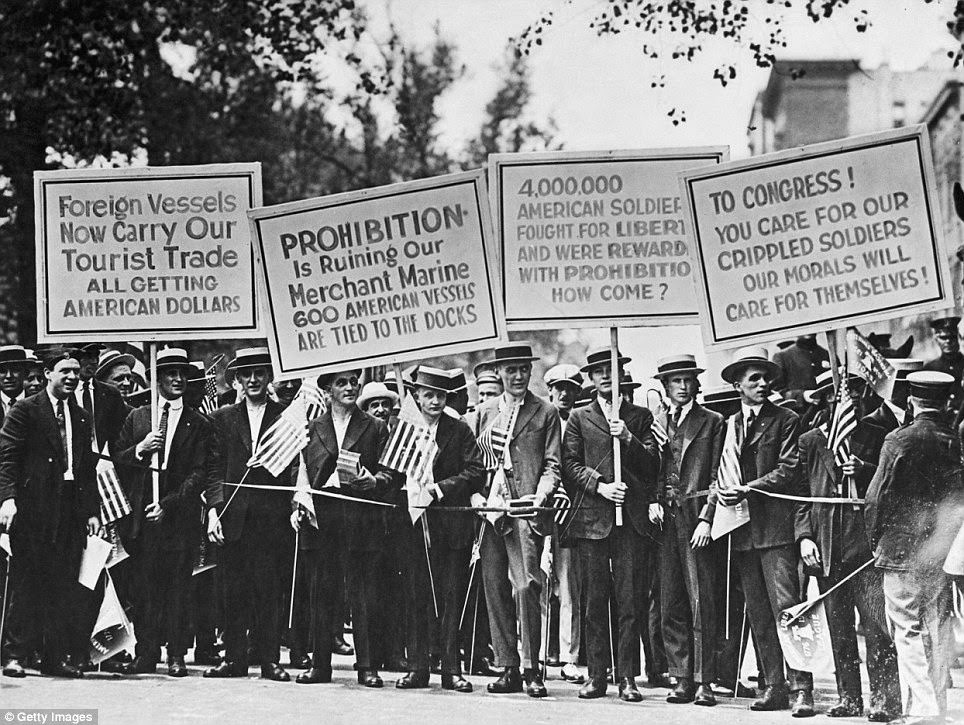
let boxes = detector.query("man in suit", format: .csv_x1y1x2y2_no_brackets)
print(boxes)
0,346,29,429
796,371,899,721
397,366,484,692
73,343,129,456
292,368,393,687
21,349,45,398
562,346,660,702
713,346,814,716
204,347,294,682
0,347,99,678
772,335,830,406
474,343,561,698
95,349,137,398
651,354,724,707
865,371,964,723
113,348,212,677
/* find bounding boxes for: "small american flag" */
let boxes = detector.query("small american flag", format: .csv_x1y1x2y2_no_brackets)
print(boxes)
200,370,218,415
380,394,438,483
249,397,309,476
477,424,509,470
651,415,669,448
828,382,858,467
297,378,326,422
97,456,131,524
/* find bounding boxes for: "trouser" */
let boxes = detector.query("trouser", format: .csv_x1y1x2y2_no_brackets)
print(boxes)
541,538,580,663
820,558,899,709
733,544,813,693
883,568,952,718
660,509,717,683
304,539,340,674
577,525,650,680
480,518,544,669
221,515,288,666
404,518,469,675
371,521,407,667
642,542,666,677
129,539,193,660
346,548,381,670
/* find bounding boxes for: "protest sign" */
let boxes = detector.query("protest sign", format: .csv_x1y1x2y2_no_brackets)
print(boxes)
248,169,505,379
35,163,263,342
491,148,727,329
680,126,952,350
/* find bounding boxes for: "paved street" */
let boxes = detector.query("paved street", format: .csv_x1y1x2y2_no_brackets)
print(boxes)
2,649,963,725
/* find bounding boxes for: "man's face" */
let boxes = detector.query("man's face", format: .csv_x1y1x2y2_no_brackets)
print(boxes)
734,364,771,405
78,352,98,381
416,387,447,419
274,378,302,405
548,382,578,412
364,397,392,421
327,372,360,407
663,373,698,407
158,367,187,400
589,363,618,399
936,327,960,355
46,357,81,399
238,366,271,402
498,362,531,397
104,363,133,396
477,381,502,403
0,363,24,398
24,367,45,397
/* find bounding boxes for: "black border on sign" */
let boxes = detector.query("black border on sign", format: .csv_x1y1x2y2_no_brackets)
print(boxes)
253,177,501,375
685,136,944,343
41,173,259,335
497,154,724,324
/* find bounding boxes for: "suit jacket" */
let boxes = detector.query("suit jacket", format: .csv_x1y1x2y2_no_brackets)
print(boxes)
795,427,872,577
562,399,660,540
0,392,98,551
865,411,964,572
299,408,393,552
707,400,803,551
115,403,212,550
0,391,25,430
849,403,903,486
206,400,295,543
773,342,830,404
657,402,724,524
475,390,562,536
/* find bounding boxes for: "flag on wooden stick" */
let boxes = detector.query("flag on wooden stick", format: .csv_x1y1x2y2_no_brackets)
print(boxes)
97,453,131,525
380,394,438,483
827,382,858,467
248,396,309,476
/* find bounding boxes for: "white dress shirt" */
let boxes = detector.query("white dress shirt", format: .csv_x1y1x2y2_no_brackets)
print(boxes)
2,391,23,417
48,390,73,480
741,402,764,437
324,411,353,488
246,399,267,450
670,399,695,428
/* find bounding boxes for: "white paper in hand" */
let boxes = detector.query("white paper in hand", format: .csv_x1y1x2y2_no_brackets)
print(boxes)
78,535,113,590
0,532,10,557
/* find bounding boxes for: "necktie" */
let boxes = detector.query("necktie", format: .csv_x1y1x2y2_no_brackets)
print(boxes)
672,405,682,428
82,381,98,449
745,410,756,438
56,399,68,470
157,402,171,468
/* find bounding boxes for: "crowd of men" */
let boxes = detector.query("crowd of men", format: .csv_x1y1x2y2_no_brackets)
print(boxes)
1,318,963,725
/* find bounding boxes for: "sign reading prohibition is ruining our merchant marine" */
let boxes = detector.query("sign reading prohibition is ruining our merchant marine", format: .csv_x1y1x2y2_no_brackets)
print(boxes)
248,169,506,379
491,148,727,329
35,163,263,342
679,126,953,350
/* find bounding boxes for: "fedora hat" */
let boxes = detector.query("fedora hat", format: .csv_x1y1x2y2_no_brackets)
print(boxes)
413,365,456,393
720,346,780,384
229,347,272,373
0,345,28,368
544,363,583,390
490,343,539,366
358,381,399,409
653,354,704,379
316,368,362,389
155,347,192,372
95,349,137,380
581,346,631,373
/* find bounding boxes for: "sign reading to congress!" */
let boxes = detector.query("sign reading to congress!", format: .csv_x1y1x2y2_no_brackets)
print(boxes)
680,126,952,350
491,148,727,329
35,164,263,342
249,169,505,378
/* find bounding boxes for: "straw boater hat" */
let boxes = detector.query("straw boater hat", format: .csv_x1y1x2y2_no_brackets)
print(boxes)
620,372,641,392
443,368,468,392
95,349,137,380
228,347,272,376
653,354,704,379
889,358,924,389
580,346,631,373
358,381,399,408
490,343,540,366
907,370,955,403
701,385,741,408
0,345,29,369
155,348,192,373
23,349,41,368
412,365,456,392
720,346,781,385
188,361,207,385
544,364,583,391
803,368,863,403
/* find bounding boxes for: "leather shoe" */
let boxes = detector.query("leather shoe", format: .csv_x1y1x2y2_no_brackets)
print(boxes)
827,695,862,717
203,661,247,678
167,657,188,678
332,635,354,657
524,668,548,698
2,660,26,678
647,672,674,689
750,685,790,711
192,649,221,666
260,663,290,682
618,677,643,702
42,660,83,678
441,674,473,692
694,683,717,707
288,650,310,670
295,667,332,684
791,690,816,718
487,666,523,694
358,668,383,688
667,677,696,703
395,670,429,689
122,656,157,675
471,658,501,677
100,658,130,673
866,706,899,723
578,677,608,699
